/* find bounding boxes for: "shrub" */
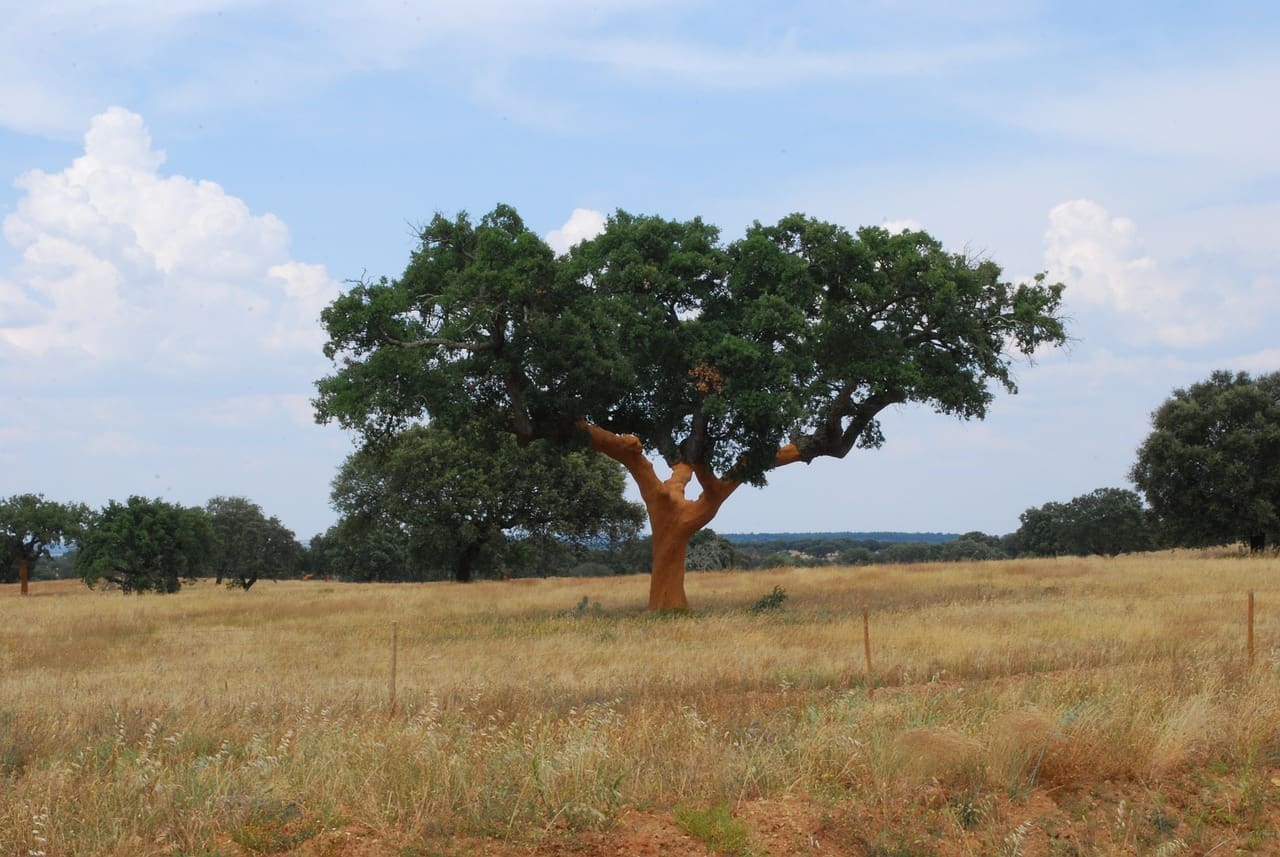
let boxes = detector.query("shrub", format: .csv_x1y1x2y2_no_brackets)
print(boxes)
749,586,788,613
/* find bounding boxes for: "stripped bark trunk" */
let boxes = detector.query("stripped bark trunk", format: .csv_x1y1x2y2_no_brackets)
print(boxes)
582,421,803,610
19,557,29,596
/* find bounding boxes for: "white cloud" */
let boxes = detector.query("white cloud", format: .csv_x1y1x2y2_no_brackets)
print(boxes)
1013,59,1280,171
179,393,319,429
0,113,347,535
879,218,923,235
1232,349,1280,375
546,208,607,254
1044,199,1166,314
266,262,341,351
1043,199,1225,347
0,107,339,372
0,1,1032,136
577,35,1025,89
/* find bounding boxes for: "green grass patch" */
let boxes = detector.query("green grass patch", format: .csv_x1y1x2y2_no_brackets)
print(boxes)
674,802,753,855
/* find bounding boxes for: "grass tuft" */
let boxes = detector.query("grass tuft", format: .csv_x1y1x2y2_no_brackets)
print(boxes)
674,802,753,855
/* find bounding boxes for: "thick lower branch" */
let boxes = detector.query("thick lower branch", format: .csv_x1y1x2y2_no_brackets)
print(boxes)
783,389,905,464
580,420,663,503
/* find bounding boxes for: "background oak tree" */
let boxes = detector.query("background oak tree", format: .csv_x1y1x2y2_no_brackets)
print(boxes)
330,422,644,582
205,496,304,590
1131,370,1280,552
0,494,87,596
1015,488,1155,557
316,206,1067,608
77,497,213,594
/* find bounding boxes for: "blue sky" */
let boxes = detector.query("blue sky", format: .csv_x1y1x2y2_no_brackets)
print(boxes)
2,1,1278,541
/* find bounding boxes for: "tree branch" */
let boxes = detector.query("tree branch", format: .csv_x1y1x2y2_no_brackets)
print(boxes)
384,335,495,352
780,388,905,464
689,463,739,528
579,420,663,503
505,372,536,443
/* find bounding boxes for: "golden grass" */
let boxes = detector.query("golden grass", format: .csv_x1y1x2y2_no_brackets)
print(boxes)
1,554,1278,855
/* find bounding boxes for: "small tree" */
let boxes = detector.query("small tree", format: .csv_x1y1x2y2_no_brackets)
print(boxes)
1015,488,1154,557
685,529,738,570
1131,370,1280,551
1014,502,1068,556
1064,488,1154,556
77,497,213,593
308,522,418,582
205,497,303,590
316,206,1067,608
0,494,87,596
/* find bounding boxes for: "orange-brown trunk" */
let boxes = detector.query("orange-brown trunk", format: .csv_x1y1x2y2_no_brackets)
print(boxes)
19,557,29,596
578,421,805,610
580,421,740,611
646,509,699,611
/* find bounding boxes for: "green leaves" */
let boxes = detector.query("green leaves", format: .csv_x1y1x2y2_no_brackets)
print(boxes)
315,205,1067,487
205,496,302,590
0,494,87,583
330,423,645,581
1016,488,1155,557
76,497,213,593
1131,370,1280,549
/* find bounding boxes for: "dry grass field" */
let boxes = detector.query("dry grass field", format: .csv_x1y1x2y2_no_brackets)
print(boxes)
2,553,1279,856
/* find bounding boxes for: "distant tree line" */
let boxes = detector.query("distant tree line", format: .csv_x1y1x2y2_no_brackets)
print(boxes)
6,370,1276,592
2,493,305,596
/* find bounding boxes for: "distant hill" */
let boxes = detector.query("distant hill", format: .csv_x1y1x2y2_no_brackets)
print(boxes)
720,531,959,545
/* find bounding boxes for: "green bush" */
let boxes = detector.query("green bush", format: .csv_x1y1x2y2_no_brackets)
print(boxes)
749,586,788,614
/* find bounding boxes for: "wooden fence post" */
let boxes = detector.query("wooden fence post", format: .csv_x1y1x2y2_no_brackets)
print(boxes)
862,605,873,700
1248,591,1255,667
390,621,399,714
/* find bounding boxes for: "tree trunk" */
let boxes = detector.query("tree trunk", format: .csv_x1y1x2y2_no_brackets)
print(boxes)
647,517,698,610
19,557,29,596
581,422,748,610
579,421,806,610
1250,533,1267,553
454,541,480,583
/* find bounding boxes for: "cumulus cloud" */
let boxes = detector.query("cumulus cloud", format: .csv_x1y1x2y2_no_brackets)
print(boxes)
1042,199,1227,347
545,207,607,254
0,108,347,536
1044,200,1166,313
0,107,340,372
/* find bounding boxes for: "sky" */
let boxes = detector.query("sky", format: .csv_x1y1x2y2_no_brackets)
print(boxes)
2,1,1279,541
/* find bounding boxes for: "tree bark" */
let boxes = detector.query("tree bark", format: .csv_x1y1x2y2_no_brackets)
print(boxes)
582,423,802,610
646,524,695,609
454,541,481,583
19,557,29,596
